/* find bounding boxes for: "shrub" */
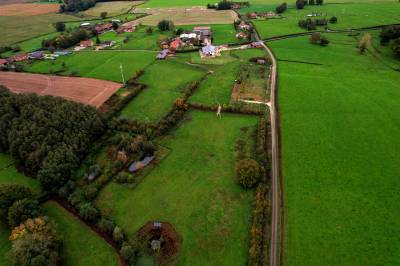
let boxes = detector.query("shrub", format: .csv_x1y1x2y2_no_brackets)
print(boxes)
276,2,287,13
315,18,327,26
100,11,107,19
114,172,131,183
309,0,315,5
358,33,371,53
120,241,137,265
310,32,321,44
0,185,33,224
319,36,330,46
78,202,99,222
392,37,400,57
296,0,306,9
316,0,323,4
54,21,66,32
217,0,232,10
7,199,41,228
380,25,400,44
146,27,153,35
97,217,115,234
83,186,98,200
113,226,125,244
298,18,316,30
235,158,263,188
175,28,184,35
329,16,338,24
157,20,174,31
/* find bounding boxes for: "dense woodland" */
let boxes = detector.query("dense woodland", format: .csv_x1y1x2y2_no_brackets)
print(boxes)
0,86,105,194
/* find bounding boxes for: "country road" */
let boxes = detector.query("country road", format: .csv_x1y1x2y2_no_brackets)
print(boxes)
254,30,279,266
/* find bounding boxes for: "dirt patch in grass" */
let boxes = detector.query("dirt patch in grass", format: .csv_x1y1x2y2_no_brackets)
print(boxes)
0,3,60,16
134,6,237,25
0,72,122,108
138,221,182,265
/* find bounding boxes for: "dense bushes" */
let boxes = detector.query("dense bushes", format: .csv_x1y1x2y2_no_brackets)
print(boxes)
235,158,263,188
296,0,306,9
276,2,287,14
60,0,96,12
309,32,329,46
0,87,105,194
380,25,400,57
216,0,232,10
157,20,174,31
7,198,41,228
42,29,91,49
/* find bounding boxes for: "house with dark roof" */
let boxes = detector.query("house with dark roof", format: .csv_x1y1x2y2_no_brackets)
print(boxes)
28,51,45,60
193,26,213,45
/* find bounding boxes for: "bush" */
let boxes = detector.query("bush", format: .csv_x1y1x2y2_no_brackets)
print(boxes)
316,0,323,4
217,0,232,10
235,158,263,188
276,2,287,13
114,172,131,183
358,33,371,53
298,18,316,30
100,11,107,19
97,217,115,234
296,0,306,9
82,186,98,200
157,20,174,31
120,241,137,265
319,36,330,46
55,21,66,32
78,202,99,222
7,199,41,228
113,226,125,244
329,16,338,24
309,32,321,44
392,37,400,57
146,27,153,35
309,0,315,5
380,25,400,45
0,185,33,224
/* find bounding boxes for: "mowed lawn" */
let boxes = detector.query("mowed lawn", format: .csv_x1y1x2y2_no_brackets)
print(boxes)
189,48,266,106
254,2,400,39
25,51,156,82
43,201,119,266
118,26,172,50
120,60,205,123
0,154,41,193
97,111,258,265
84,1,142,17
270,34,400,265
180,24,238,45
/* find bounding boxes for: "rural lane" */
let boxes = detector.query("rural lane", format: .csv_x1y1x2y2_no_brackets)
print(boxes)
254,31,280,266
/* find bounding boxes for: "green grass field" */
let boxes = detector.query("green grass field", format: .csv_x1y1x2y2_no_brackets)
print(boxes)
0,13,83,47
25,50,156,82
0,223,12,266
0,154,41,193
120,60,205,123
180,24,239,45
270,33,400,265
118,26,172,50
254,2,400,39
84,1,141,17
189,49,266,106
97,110,257,265
43,201,119,266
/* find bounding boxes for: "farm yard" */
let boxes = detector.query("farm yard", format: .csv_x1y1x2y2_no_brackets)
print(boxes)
0,0,400,265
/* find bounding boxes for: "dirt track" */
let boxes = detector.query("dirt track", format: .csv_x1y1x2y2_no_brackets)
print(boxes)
0,72,122,108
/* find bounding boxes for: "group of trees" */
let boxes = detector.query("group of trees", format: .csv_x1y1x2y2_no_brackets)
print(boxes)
0,87,105,195
0,184,61,265
296,0,323,9
276,2,288,14
43,28,90,49
380,25,400,57
59,0,96,12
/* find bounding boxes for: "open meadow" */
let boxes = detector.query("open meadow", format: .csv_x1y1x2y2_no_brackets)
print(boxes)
43,201,119,266
270,32,400,265
120,60,205,123
253,2,400,39
84,1,142,17
25,50,156,82
97,110,258,265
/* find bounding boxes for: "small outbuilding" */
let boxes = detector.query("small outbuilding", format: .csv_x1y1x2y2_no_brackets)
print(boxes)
28,51,45,60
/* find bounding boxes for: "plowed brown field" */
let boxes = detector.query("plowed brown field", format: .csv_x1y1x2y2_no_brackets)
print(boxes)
0,72,122,108
0,3,59,16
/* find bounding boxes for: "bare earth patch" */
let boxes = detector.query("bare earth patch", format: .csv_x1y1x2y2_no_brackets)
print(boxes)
0,72,122,108
133,6,237,25
0,3,60,16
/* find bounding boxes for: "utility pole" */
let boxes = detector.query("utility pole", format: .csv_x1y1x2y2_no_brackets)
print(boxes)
120,63,126,86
